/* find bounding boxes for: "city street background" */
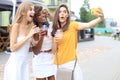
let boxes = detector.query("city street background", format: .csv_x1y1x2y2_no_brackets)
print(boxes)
0,36,120,80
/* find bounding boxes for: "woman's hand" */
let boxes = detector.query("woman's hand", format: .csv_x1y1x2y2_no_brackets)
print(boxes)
96,8,104,21
54,33,63,43
39,30,46,37
27,25,38,39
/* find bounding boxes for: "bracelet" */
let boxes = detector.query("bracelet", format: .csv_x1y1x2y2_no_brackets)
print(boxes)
31,42,36,47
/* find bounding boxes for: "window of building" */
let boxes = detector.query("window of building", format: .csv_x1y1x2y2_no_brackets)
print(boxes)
63,0,67,3
58,0,62,1
50,0,55,5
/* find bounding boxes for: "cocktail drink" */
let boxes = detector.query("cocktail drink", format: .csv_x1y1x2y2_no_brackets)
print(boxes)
55,29,63,39
42,24,48,36
33,27,40,41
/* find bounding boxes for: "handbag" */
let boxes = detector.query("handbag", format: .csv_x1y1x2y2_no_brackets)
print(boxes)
56,68,74,80
56,53,77,80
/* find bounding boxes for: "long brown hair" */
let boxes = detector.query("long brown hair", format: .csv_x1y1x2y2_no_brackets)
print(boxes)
51,4,70,37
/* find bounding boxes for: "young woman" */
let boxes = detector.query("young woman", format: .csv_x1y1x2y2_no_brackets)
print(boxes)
32,6,55,80
52,4,104,80
4,2,37,80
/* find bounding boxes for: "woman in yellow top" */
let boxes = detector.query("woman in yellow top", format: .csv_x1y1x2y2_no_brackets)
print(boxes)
51,4,104,80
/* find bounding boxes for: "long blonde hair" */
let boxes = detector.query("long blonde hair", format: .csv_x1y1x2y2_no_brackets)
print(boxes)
12,2,34,25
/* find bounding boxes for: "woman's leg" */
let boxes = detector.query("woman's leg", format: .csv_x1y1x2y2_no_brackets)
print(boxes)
74,63,83,80
48,75,55,80
36,78,46,80
59,60,84,80
36,75,55,80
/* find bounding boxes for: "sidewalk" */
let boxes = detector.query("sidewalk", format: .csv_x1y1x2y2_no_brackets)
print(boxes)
0,36,120,80
0,52,35,80
77,36,120,80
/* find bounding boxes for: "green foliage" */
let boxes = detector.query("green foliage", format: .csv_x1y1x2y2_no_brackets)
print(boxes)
80,0,106,28
80,7,88,22
97,21,106,28
118,36,120,41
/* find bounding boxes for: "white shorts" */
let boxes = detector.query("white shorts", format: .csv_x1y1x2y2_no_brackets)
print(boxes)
32,52,56,78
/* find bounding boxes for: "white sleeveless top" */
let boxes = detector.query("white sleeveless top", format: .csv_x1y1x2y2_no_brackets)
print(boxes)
40,26,52,51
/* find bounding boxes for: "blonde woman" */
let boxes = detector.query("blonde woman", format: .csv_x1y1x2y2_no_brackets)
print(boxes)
4,2,37,80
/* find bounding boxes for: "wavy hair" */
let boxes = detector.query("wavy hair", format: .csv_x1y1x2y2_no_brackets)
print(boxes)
12,2,34,25
51,4,70,37
33,6,43,27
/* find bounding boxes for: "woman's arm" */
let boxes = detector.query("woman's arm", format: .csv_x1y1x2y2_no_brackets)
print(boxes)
10,24,36,52
78,8,104,30
52,37,58,54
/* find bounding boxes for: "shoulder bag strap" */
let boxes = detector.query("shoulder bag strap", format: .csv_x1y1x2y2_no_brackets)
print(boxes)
56,51,59,68
73,58,77,71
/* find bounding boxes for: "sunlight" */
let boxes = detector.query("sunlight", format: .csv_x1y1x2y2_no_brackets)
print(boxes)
71,0,120,19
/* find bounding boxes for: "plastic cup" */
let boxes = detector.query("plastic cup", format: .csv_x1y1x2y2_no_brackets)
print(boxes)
55,29,63,39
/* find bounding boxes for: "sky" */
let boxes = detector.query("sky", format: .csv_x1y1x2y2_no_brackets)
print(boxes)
71,0,120,19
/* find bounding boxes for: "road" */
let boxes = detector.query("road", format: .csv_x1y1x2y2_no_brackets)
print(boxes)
0,36,120,80
77,36,120,80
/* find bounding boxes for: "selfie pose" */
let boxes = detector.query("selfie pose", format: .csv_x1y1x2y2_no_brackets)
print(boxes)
52,4,104,80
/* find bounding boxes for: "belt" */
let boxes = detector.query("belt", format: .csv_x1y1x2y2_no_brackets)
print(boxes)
40,49,52,53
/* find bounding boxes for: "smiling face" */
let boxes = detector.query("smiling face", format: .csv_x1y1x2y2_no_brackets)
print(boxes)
36,11,45,24
12,2,35,24
59,6,69,26
26,6,35,22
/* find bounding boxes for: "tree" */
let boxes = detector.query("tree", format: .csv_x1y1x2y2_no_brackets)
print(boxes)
80,0,106,27
80,0,90,22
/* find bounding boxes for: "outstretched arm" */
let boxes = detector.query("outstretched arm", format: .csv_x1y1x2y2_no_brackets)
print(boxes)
78,8,104,30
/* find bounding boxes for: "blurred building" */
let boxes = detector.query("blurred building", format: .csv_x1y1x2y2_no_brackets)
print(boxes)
43,0,71,13
0,0,71,27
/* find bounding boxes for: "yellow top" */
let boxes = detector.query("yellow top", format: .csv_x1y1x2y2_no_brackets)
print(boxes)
54,21,79,65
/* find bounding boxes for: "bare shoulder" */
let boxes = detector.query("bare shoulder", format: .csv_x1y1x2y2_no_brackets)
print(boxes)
11,23,19,31
11,23,19,35
12,23,19,28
